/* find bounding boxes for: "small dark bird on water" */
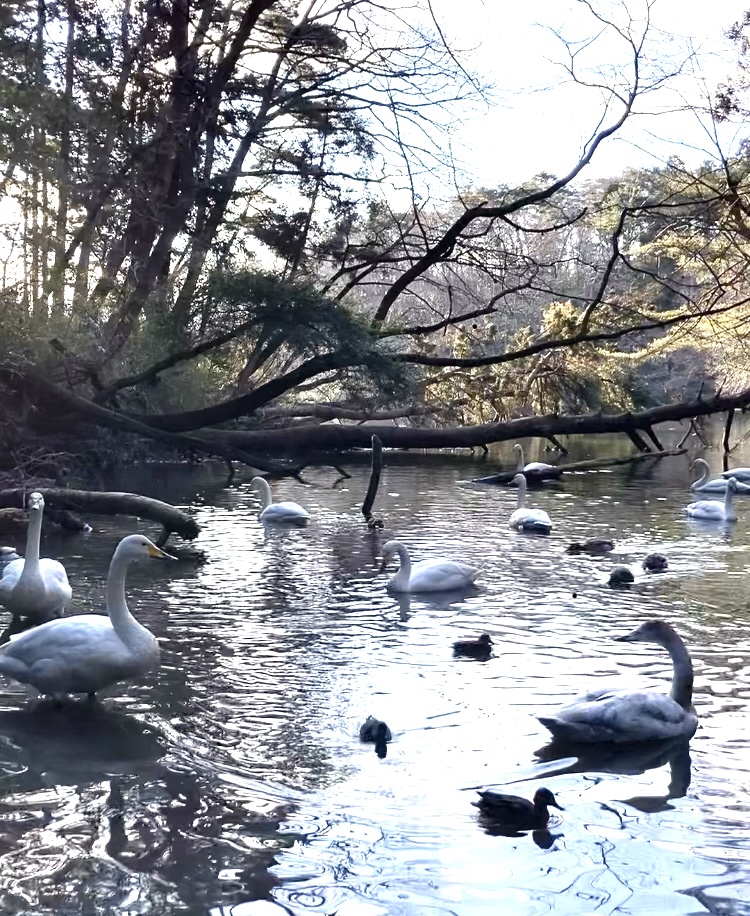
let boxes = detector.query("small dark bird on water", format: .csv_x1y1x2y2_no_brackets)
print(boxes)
566,537,615,555
359,715,392,759
643,553,668,572
608,565,635,588
473,787,564,830
453,633,493,659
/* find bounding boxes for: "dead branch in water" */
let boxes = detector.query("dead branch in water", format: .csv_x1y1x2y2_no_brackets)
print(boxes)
473,448,687,485
0,487,199,541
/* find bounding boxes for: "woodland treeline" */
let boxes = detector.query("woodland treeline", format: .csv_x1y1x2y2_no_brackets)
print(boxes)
3,0,750,474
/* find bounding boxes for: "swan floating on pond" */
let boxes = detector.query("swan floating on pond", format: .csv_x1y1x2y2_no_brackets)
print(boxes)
513,443,562,481
721,466,750,482
509,474,552,534
686,476,738,521
0,492,71,625
379,540,479,592
473,787,563,830
0,534,174,700
691,459,750,494
538,619,698,744
250,477,310,525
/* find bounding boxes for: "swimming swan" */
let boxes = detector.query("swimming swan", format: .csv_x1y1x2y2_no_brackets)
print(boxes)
250,477,310,525
509,474,552,533
379,540,479,593
691,459,750,494
513,443,562,480
686,475,739,521
0,534,174,699
0,492,71,624
538,619,697,744
721,466,750,482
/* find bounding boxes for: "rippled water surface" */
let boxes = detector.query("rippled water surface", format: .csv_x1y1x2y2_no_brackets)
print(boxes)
2,433,750,915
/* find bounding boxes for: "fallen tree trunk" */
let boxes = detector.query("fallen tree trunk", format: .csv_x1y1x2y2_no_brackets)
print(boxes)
0,488,200,541
473,448,687,484
196,388,750,454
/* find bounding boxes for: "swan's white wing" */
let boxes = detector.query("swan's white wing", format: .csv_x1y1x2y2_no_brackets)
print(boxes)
721,468,750,480
0,559,23,599
686,499,724,518
38,558,72,609
509,508,552,531
38,558,69,587
540,689,696,743
694,479,750,494
524,461,555,472
0,615,151,695
408,559,478,592
260,501,310,523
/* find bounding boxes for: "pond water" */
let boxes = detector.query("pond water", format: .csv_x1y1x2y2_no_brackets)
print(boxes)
2,428,750,915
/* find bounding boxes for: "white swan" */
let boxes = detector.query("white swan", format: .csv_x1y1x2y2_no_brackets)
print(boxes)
250,477,310,525
721,466,750,482
691,459,750,494
538,619,697,743
513,443,562,479
0,534,173,699
686,475,738,521
379,540,479,592
0,492,71,624
508,473,552,533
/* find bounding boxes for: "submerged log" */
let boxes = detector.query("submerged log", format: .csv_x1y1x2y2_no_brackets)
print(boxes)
473,448,687,485
0,488,199,541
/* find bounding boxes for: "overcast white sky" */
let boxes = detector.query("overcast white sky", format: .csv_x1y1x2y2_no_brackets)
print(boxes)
429,0,745,188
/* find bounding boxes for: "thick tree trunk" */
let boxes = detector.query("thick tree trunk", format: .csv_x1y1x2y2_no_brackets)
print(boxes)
194,394,750,454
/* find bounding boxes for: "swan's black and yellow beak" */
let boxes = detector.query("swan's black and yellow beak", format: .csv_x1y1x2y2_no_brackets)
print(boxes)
148,544,177,560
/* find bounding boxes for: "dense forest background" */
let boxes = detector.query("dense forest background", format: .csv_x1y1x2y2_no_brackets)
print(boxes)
2,0,750,471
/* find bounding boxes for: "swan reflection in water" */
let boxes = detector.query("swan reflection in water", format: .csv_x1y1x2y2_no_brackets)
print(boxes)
393,586,481,623
476,737,692,848
0,700,168,785
535,736,692,812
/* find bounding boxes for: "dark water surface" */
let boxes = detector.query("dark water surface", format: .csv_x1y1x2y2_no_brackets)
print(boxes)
2,431,750,914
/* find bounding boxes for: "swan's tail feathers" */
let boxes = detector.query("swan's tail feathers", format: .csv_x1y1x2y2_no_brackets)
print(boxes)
537,715,615,744
0,654,31,683
537,716,589,743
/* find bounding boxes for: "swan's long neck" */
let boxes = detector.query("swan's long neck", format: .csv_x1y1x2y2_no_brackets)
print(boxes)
663,631,694,709
516,477,527,510
391,543,412,588
106,550,152,652
19,508,42,580
693,461,709,489
724,483,735,510
254,479,272,510
514,445,525,472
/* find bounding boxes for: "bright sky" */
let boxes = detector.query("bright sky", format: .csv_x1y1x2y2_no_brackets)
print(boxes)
431,0,745,188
